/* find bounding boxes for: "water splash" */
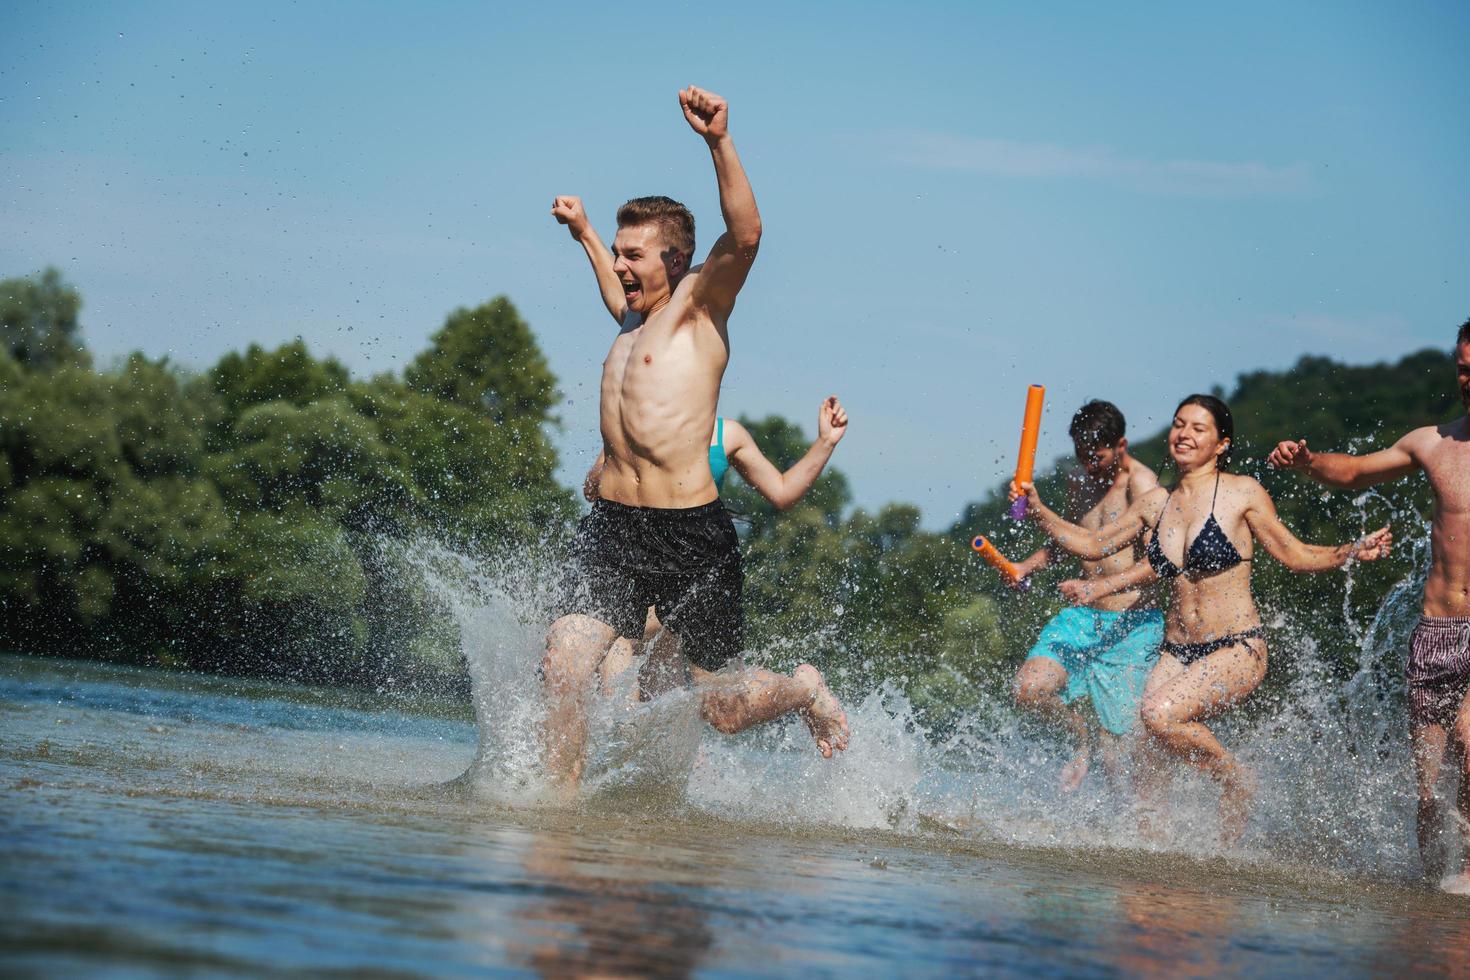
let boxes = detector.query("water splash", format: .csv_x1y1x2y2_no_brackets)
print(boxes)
400,491,1444,881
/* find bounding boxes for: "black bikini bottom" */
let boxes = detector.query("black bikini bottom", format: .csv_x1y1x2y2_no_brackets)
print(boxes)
1160,626,1266,667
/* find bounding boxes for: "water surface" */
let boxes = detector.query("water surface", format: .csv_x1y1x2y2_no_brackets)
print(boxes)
3,653,1468,977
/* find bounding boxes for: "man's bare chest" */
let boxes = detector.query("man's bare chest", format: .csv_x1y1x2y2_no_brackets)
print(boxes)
1424,437,1470,515
1076,484,1130,529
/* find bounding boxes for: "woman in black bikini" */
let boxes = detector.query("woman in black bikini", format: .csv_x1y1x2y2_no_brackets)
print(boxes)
1010,394,1393,841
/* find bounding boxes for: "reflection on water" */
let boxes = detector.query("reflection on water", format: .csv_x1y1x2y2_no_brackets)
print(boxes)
511,832,715,976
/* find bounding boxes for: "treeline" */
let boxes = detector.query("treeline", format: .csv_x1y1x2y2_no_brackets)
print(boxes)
3,268,1457,726
1,269,573,688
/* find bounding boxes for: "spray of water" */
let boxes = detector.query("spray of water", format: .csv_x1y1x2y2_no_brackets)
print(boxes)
393,484,1445,882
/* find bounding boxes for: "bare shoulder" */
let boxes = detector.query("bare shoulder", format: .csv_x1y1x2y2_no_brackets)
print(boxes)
1223,471,1270,505
1127,460,1160,497
1419,421,1465,450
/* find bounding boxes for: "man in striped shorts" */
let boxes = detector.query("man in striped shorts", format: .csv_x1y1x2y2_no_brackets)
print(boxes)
1270,317,1470,890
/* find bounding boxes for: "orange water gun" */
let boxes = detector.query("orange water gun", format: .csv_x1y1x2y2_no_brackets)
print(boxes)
971,535,1030,591
1008,384,1046,519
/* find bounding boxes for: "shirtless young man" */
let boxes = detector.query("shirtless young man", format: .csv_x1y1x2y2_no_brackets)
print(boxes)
588,397,850,697
541,86,849,789
1269,319,1470,889
1010,401,1162,792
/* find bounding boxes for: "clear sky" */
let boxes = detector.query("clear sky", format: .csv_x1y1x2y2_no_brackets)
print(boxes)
4,1,1467,526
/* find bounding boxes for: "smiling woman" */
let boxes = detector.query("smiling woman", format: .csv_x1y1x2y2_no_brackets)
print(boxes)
1013,393,1393,842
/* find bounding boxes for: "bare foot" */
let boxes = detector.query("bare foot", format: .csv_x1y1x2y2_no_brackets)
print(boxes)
795,664,849,758
1219,766,1256,844
1059,747,1090,793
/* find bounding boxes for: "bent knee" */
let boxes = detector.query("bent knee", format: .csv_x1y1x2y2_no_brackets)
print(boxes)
1014,677,1060,708
1014,684,1042,708
1139,699,1175,736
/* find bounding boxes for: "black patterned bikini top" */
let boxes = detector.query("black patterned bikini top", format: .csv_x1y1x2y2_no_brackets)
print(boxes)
1146,472,1248,579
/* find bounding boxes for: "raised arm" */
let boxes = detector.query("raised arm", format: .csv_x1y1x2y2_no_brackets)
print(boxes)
1267,430,1423,491
679,86,762,317
1010,481,1159,560
1242,479,1393,572
551,195,628,326
726,397,847,511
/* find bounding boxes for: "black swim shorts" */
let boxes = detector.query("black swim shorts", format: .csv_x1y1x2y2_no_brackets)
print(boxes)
556,499,744,672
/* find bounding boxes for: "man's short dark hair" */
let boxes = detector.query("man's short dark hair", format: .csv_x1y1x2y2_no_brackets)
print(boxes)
617,196,695,259
1068,400,1126,449
1457,317,1470,347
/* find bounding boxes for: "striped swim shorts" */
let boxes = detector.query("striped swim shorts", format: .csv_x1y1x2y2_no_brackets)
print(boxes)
1406,616,1470,730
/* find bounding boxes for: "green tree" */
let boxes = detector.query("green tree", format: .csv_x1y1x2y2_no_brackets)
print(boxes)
405,296,560,424
208,339,350,422
0,268,86,369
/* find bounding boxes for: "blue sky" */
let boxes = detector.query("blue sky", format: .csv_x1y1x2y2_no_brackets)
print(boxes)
4,1,1467,527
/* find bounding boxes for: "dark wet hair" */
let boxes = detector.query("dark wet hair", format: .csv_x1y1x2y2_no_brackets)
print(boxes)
1068,400,1126,449
1457,317,1470,347
617,196,696,260
1174,393,1234,470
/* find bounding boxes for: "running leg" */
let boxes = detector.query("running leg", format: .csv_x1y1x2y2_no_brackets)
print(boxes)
542,613,619,789
1015,656,1093,792
1139,639,1267,842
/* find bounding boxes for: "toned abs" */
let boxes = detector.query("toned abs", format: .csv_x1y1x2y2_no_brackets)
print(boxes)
598,286,731,508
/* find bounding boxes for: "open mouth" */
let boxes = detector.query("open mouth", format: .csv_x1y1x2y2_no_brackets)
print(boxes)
622,280,642,303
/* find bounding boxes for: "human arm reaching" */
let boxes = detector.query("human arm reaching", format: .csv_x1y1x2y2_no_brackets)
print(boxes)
1009,481,1158,561
726,397,847,511
1058,559,1159,606
1242,479,1393,571
551,195,628,326
1267,431,1422,491
1008,547,1053,590
680,86,762,316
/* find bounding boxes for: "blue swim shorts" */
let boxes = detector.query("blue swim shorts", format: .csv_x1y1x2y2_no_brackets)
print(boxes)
1024,606,1164,735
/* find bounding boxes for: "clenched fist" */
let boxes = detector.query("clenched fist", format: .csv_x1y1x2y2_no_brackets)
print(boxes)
551,195,592,241
679,86,729,141
818,395,849,447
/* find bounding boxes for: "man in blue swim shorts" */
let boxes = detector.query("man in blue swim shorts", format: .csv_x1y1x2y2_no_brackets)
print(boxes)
1008,401,1163,791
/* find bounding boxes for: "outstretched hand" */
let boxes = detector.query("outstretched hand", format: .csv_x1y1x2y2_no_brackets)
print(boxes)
1352,526,1393,562
818,396,848,447
551,195,592,241
679,85,729,140
1268,438,1313,471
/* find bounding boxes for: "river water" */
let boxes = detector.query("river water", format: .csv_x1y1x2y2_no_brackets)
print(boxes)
4,529,1469,975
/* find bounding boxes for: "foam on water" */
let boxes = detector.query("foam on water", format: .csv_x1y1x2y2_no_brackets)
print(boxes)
397,487,1449,882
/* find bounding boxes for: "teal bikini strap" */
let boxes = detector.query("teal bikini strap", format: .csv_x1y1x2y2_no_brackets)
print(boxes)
715,416,724,451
